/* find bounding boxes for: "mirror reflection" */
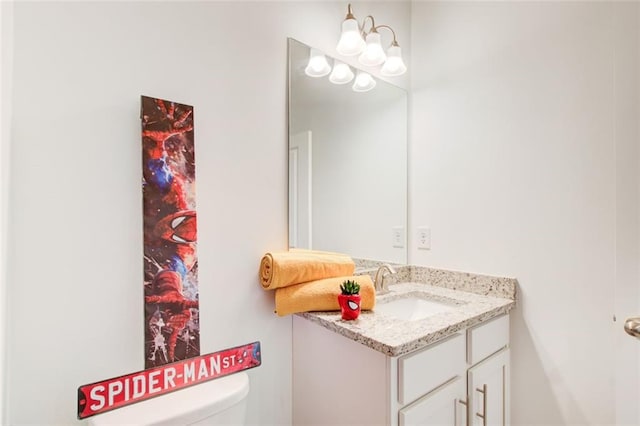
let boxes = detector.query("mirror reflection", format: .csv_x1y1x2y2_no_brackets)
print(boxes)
287,38,407,264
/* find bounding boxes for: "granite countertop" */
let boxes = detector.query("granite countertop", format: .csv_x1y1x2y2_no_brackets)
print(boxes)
298,265,517,357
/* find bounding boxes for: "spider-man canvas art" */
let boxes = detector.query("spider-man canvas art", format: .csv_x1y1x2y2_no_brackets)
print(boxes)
140,96,200,368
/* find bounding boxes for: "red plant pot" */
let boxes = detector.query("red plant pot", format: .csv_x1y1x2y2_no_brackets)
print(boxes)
338,294,361,320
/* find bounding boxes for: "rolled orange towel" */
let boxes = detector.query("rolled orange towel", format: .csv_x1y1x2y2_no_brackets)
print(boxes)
260,250,355,290
274,275,375,317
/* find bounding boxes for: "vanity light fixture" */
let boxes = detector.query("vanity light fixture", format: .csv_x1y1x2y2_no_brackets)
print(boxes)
359,31,386,67
380,43,407,77
304,47,374,92
336,6,366,56
336,4,407,77
304,48,332,77
329,60,355,84
352,70,376,92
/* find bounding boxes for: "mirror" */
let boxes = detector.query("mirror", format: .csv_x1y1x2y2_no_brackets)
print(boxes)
287,38,407,264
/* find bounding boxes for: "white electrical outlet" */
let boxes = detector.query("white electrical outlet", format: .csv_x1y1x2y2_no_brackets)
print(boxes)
392,226,405,248
417,227,431,250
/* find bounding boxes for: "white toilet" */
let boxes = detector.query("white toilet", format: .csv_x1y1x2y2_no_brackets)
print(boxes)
88,372,250,426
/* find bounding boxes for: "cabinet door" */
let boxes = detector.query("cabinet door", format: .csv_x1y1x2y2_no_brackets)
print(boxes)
468,348,510,426
399,377,467,426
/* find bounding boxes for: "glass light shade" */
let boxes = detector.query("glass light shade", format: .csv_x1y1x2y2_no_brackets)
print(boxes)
329,61,354,84
304,48,331,77
336,18,365,56
358,32,386,67
380,44,407,77
352,71,376,92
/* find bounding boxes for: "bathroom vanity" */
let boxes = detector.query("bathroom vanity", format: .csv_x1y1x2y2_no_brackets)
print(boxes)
287,38,516,426
292,265,516,426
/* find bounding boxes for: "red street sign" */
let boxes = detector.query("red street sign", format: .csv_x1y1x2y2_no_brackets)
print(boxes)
77,341,261,420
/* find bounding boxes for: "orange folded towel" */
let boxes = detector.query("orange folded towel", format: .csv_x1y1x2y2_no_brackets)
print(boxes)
260,250,355,290
274,275,375,317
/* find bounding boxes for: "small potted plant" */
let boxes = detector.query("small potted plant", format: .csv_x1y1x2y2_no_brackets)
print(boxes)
338,280,361,320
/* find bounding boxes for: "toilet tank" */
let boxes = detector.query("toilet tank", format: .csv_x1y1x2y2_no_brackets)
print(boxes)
88,372,250,426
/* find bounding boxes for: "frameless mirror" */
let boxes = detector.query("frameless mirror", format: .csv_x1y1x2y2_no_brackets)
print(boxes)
287,38,407,264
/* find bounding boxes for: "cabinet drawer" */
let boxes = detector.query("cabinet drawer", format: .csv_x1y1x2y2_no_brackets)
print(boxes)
398,333,465,405
467,315,509,365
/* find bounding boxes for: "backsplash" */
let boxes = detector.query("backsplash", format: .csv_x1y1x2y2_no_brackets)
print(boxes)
353,258,399,270
410,266,517,300
354,259,517,301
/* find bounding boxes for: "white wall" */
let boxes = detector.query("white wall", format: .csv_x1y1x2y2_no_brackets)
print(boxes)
411,1,639,425
3,1,410,424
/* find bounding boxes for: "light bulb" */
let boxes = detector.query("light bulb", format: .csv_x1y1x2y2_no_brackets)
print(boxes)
358,32,386,67
329,61,354,84
352,71,376,92
380,44,407,77
336,17,365,56
304,48,331,78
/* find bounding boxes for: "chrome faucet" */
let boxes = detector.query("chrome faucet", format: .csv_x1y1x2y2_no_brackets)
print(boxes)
374,264,397,293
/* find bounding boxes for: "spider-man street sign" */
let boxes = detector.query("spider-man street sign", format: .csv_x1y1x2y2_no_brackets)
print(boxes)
77,341,261,420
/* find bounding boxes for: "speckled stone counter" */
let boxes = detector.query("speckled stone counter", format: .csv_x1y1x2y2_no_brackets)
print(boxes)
298,266,517,357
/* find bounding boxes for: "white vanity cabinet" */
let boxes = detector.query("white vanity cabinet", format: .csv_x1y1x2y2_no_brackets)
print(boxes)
468,348,510,426
292,314,510,426
467,311,511,426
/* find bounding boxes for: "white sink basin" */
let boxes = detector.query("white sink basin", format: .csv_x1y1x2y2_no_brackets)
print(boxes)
376,295,455,321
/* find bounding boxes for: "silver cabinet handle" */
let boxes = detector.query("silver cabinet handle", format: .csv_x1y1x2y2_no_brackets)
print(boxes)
475,384,487,426
624,317,640,338
457,399,468,426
